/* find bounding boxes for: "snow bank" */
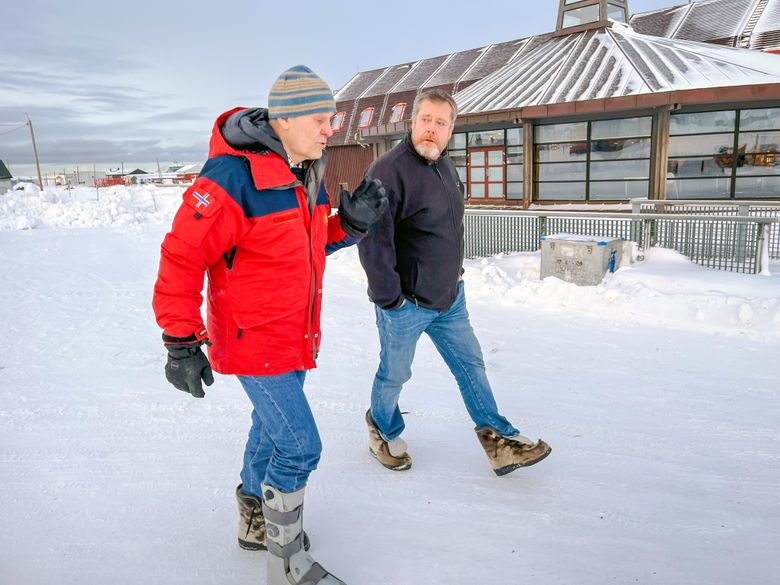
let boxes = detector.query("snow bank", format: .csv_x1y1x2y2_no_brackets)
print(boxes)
0,184,183,230
462,247,780,340
2,185,778,340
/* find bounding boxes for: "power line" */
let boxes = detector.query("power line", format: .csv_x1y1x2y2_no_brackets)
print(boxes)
0,125,26,137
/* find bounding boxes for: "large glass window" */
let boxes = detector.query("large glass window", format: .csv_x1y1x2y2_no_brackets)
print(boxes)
506,127,523,200
668,108,780,199
468,130,504,147
562,4,600,27
448,133,467,187
448,128,523,200
607,2,626,22
388,137,403,151
534,117,651,201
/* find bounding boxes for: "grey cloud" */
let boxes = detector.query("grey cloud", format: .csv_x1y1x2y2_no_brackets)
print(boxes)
2,136,206,165
0,101,209,164
0,68,168,113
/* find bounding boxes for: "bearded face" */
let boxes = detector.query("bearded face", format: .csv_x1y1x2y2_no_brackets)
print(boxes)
410,99,455,161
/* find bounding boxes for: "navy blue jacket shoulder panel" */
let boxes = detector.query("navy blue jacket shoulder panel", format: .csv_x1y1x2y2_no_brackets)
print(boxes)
200,155,299,219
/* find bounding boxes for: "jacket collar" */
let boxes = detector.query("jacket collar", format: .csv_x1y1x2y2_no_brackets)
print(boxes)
208,108,297,191
403,132,448,166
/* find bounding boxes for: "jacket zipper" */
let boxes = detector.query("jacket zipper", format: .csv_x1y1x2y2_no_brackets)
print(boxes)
433,162,458,231
433,160,463,308
303,163,318,364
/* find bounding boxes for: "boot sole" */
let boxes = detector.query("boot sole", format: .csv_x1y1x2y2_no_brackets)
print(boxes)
369,448,412,471
238,532,311,551
493,445,552,476
238,538,266,551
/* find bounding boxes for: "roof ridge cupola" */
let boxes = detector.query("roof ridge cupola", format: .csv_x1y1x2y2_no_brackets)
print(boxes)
556,0,629,34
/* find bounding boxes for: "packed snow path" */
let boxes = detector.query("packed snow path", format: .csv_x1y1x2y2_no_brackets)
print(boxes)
0,189,778,584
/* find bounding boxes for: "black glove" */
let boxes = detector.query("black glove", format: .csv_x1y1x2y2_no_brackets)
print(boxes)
163,335,214,398
339,177,388,237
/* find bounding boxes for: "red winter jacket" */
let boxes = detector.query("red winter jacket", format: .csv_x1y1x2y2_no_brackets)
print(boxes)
153,108,354,375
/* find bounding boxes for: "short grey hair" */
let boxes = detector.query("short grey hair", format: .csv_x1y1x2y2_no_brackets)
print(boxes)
411,89,458,123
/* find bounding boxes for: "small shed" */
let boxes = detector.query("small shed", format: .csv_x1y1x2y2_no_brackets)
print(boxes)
0,160,13,194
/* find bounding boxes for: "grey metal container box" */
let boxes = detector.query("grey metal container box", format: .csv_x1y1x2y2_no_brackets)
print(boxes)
540,234,623,286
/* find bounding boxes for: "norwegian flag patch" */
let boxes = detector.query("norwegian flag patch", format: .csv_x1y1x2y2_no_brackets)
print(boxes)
192,191,211,207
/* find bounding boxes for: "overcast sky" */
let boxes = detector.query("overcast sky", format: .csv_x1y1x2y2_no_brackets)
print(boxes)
1,0,677,168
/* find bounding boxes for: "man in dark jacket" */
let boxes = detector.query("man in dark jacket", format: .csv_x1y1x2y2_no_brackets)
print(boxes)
153,65,386,585
357,88,551,477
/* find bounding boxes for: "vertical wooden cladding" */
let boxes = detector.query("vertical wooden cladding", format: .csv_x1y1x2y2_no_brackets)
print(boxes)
324,144,376,204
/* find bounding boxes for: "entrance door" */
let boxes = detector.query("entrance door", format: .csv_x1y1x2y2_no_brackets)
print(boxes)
468,147,505,199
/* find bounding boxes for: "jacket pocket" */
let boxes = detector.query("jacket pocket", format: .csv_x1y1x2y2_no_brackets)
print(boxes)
232,308,308,369
400,261,419,297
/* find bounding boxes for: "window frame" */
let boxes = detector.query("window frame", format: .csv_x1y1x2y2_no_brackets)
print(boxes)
358,107,374,129
388,103,407,124
330,111,346,132
533,116,652,202
668,107,780,200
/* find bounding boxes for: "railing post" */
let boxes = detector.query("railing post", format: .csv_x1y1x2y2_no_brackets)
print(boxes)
645,218,657,248
756,222,771,275
735,204,749,263
538,215,548,250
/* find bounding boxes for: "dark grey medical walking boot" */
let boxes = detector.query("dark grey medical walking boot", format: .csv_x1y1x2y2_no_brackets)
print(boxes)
261,483,346,585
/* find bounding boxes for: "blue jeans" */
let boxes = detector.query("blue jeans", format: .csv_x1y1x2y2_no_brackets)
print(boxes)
370,280,519,441
237,371,321,496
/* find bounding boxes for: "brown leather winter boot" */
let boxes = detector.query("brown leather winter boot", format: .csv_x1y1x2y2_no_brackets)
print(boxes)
475,427,551,476
365,410,412,471
236,484,310,551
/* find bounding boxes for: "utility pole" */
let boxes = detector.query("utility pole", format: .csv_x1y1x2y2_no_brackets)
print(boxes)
94,163,99,201
25,114,43,190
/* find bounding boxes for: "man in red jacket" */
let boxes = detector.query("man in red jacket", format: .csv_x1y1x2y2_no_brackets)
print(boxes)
153,65,386,585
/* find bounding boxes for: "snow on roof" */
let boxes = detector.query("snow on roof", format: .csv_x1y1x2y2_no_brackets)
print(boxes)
334,38,537,102
455,22,780,115
671,0,755,43
173,163,203,175
630,0,780,51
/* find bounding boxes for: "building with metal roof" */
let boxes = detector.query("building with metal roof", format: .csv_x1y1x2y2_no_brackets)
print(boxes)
629,0,780,52
325,0,780,206
455,23,780,113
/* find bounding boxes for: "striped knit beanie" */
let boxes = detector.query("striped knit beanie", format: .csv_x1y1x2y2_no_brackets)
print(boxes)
268,65,336,119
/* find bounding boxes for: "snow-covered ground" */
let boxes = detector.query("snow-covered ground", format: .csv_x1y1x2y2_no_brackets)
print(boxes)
1,186,778,585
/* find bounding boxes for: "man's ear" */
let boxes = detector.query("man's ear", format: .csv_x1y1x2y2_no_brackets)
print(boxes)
276,117,291,132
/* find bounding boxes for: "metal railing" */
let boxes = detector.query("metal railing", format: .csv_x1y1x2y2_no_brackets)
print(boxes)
632,199,780,260
464,209,777,274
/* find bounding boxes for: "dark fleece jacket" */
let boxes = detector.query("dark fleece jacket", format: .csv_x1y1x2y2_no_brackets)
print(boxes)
357,134,465,312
